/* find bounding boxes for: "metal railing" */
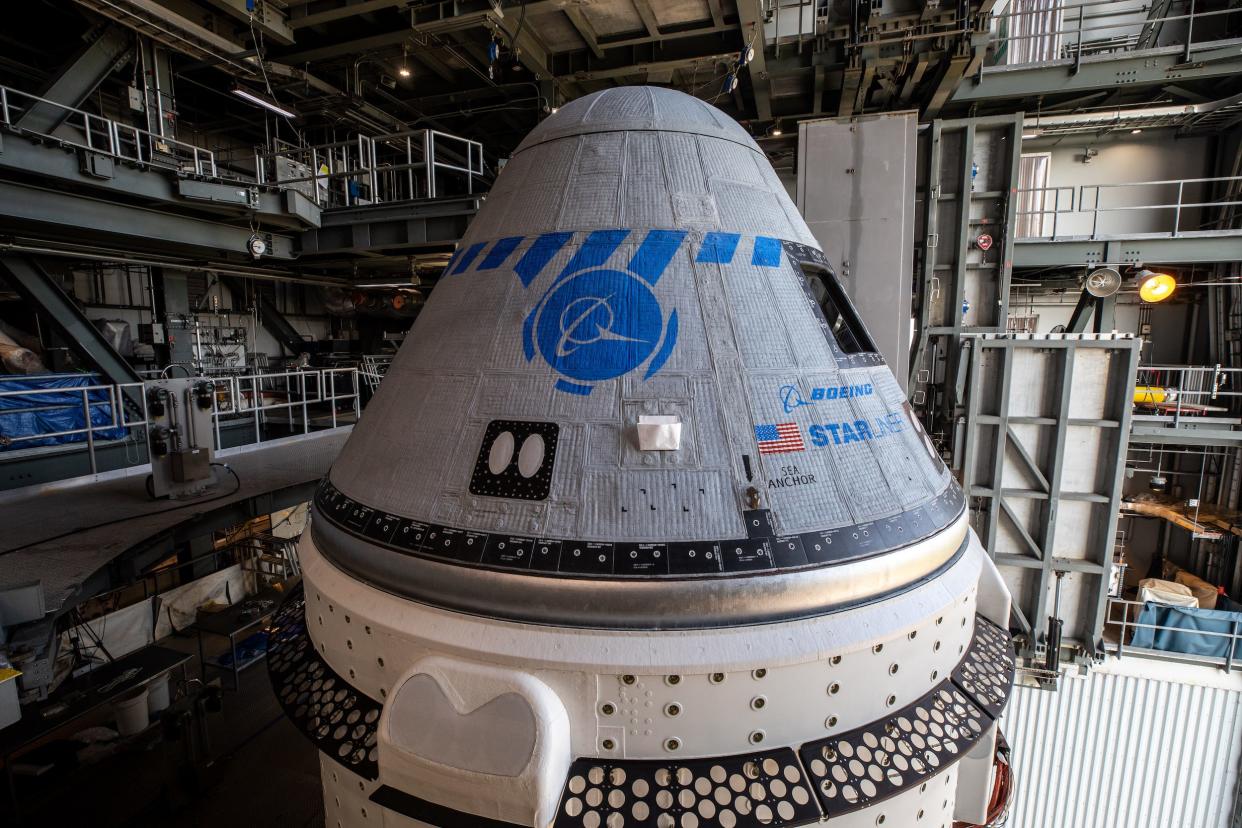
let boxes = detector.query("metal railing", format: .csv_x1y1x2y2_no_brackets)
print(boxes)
0,368,360,479
1106,597,1241,671
1133,364,1241,423
0,83,217,177
359,354,394,395
990,0,1239,69
0,381,147,474
208,367,361,447
254,128,485,208
1016,175,1242,239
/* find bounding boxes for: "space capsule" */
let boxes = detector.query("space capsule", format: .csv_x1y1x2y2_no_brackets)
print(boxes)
268,86,1016,828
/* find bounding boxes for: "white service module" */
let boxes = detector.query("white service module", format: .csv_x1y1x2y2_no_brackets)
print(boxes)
268,87,1017,828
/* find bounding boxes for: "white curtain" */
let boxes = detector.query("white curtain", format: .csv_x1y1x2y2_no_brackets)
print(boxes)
1017,153,1052,238
1006,0,1065,65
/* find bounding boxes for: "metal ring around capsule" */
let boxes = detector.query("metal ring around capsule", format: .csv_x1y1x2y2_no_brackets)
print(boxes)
310,507,971,630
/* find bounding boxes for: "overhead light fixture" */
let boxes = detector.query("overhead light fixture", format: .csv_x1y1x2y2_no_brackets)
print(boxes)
400,46,411,78
1131,128,1143,134
1021,132,1039,140
232,86,296,119
771,123,783,136
1136,269,1176,303
550,106,559,114
399,66,411,78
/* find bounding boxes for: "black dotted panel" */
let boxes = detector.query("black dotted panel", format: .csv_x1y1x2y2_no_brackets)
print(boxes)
951,616,1017,720
552,748,821,828
313,479,965,580
799,682,989,818
469,420,559,501
267,584,382,780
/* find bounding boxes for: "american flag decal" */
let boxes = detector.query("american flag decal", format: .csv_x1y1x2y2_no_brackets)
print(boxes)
755,422,805,454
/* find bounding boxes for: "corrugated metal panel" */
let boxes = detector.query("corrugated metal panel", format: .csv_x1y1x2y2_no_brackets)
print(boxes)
1003,661,1242,828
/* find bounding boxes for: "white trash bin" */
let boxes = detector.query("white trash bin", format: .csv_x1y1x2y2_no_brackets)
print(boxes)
146,672,171,715
113,687,150,736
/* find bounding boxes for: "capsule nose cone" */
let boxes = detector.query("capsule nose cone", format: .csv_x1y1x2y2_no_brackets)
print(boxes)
515,86,764,156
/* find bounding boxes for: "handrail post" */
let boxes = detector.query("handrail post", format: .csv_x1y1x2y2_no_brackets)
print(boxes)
426,130,436,199
406,135,414,200
1173,180,1184,237
1117,601,1126,660
301,371,309,434
1072,5,1084,74
1226,620,1238,673
370,136,379,204
331,370,339,429
82,388,97,476
212,379,223,452
353,370,360,421
252,376,261,444
310,147,320,206
1088,185,1100,240
0,85,8,125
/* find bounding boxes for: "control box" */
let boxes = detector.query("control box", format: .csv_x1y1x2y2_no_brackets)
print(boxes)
145,377,216,499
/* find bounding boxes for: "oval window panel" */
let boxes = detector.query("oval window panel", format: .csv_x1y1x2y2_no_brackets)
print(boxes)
517,434,545,478
488,431,515,475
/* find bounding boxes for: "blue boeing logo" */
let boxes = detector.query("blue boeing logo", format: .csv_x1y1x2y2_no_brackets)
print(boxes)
780,384,811,414
452,229,786,396
522,229,684,396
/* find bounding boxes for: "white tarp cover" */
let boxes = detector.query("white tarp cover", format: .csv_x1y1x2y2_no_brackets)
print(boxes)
63,565,251,663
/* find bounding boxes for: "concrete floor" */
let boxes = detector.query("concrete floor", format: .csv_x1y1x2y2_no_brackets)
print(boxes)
13,630,325,828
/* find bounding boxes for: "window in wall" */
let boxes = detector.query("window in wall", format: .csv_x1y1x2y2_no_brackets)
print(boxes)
1017,152,1053,239
800,264,876,354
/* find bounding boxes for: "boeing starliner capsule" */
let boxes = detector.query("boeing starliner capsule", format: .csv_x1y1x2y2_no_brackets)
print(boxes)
268,87,1016,828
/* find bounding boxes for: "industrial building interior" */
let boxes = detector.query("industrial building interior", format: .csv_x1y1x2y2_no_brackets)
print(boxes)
0,0,1241,826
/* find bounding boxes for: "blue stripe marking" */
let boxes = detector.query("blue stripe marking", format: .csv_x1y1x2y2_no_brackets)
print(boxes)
514,232,573,287
628,230,687,286
557,229,630,282
443,249,462,274
696,232,741,264
644,309,678,380
449,242,485,275
478,236,524,271
555,379,594,396
752,236,782,267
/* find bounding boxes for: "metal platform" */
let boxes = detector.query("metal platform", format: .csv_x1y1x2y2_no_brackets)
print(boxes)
0,428,349,619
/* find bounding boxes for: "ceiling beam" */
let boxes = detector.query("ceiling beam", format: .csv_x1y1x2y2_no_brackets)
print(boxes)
278,10,493,63
923,52,969,119
290,0,407,30
563,7,605,59
564,52,735,83
550,30,742,82
410,43,458,82
630,0,661,38
202,0,294,43
706,0,725,28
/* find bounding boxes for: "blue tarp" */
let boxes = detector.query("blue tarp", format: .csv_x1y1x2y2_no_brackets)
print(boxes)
0,373,129,451
1132,601,1242,660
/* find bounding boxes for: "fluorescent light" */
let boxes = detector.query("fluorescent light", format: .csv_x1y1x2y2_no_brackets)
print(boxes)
1022,132,1039,140
232,86,296,119
1131,128,1143,134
